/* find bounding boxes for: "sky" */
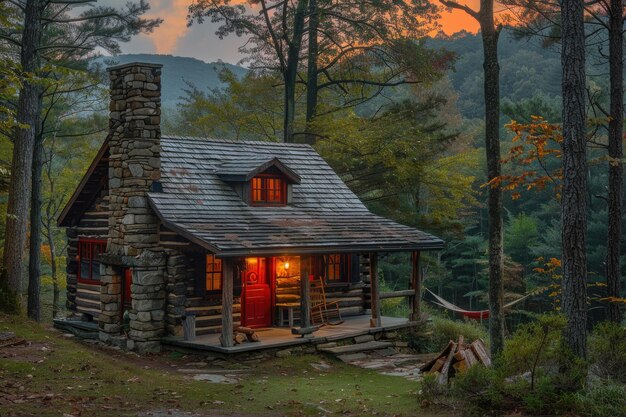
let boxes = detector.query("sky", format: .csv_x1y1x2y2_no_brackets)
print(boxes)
104,0,481,64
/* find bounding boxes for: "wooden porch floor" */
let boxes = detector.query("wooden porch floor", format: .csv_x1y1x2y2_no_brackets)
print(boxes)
162,315,416,354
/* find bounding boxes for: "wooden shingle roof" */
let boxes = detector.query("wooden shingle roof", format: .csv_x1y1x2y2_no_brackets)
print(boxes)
149,137,444,257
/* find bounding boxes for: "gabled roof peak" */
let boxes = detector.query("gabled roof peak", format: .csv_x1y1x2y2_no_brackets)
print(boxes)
217,156,301,184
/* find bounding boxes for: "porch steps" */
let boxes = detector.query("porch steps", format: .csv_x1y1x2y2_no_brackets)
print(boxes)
318,340,394,355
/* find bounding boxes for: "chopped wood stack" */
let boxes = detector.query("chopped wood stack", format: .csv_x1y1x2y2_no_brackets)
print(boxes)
233,326,260,345
419,336,491,384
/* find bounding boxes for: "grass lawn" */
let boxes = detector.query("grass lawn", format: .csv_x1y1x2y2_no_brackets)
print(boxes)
0,314,452,417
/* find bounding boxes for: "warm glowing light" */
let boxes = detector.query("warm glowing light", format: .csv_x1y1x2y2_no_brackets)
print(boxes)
284,262,290,270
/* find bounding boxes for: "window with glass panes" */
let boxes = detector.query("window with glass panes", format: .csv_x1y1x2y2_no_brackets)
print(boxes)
326,254,342,282
250,175,286,205
78,239,106,284
206,254,222,292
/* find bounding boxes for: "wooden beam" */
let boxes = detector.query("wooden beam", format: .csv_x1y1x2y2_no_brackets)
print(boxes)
300,255,311,328
220,258,234,347
369,252,381,327
410,251,421,321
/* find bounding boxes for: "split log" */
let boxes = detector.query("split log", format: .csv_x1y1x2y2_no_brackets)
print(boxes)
470,339,491,366
246,332,259,342
421,337,490,382
420,340,455,373
234,326,254,335
437,342,458,385
464,348,479,367
430,357,446,373
234,326,260,342
233,333,246,345
452,359,467,373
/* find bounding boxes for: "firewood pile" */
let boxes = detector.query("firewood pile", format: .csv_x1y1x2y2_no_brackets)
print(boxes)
419,336,491,384
232,326,260,345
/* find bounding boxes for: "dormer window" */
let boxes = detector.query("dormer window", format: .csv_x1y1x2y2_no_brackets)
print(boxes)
251,175,286,205
217,156,300,207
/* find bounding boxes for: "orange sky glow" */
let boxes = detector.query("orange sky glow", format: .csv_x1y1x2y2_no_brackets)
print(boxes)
129,0,484,62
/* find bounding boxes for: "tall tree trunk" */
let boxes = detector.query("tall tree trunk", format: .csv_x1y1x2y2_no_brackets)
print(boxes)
27,132,43,321
440,0,504,355
480,0,505,357
283,0,308,143
305,0,319,144
561,0,588,359
1,0,42,313
606,0,623,323
44,218,59,318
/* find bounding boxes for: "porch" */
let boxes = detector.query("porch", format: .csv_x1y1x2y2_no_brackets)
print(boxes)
163,314,417,354
216,252,424,349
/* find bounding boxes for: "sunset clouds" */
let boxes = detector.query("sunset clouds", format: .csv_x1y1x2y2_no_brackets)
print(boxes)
104,0,481,64
145,0,191,54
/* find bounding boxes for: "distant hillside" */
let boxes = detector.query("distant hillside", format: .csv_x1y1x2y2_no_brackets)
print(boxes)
428,31,563,119
95,54,247,109
97,34,567,119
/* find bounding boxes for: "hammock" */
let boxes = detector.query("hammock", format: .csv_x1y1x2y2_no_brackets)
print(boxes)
425,288,533,320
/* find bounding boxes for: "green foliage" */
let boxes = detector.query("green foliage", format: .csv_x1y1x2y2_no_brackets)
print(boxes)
572,382,626,417
499,314,566,389
452,364,506,413
409,315,488,353
417,373,446,406
314,86,479,234
589,322,626,382
504,212,539,267
174,70,284,141
449,315,598,416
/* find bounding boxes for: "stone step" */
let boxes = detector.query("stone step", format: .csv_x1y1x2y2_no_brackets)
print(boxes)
318,340,393,355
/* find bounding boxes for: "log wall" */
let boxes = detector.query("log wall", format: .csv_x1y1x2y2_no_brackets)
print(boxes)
65,189,109,319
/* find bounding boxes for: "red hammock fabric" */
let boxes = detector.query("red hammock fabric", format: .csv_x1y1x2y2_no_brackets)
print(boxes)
426,289,529,320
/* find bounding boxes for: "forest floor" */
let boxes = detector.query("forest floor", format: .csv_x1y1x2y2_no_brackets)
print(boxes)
0,314,456,417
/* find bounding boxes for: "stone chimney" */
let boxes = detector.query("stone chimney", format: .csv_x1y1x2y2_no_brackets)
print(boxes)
99,62,166,353
107,62,162,257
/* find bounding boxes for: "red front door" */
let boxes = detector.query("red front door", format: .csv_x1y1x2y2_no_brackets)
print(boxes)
243,258,272,328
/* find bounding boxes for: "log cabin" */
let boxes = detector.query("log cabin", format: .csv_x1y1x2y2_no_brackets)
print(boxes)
57,62,444,353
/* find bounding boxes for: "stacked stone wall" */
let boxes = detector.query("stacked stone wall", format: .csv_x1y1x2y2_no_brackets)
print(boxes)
98,62,168,353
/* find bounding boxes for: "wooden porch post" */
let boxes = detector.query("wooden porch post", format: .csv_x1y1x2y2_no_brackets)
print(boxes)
220,257,234,347
410,251,421,321
370,252,381,327
300,256,311,328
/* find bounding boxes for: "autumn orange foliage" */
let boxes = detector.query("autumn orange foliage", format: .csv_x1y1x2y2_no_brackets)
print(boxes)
487,116,563,200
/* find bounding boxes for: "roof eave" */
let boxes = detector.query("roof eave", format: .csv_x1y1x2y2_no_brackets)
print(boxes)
147,194,224,255
213,242,444,258
57,140,110,227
